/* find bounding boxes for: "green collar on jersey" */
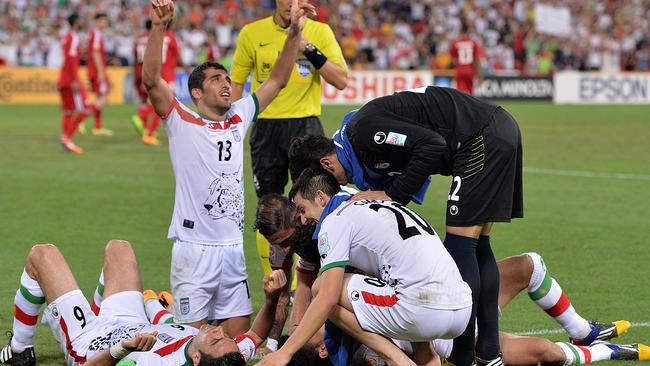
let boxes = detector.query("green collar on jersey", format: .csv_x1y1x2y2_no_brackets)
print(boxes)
182,339,193,365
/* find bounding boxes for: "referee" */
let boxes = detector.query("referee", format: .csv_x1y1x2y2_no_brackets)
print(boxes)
231,0,348,353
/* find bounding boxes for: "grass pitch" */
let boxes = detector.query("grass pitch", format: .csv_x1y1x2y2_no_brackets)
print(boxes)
0,102,649,365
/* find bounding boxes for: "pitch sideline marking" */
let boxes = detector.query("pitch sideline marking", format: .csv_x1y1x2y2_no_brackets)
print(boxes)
514,322,650,336
524,167,650,181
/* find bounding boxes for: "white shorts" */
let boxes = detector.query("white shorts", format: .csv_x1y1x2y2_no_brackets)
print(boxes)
170,240,253,323
42,290,148,366
347,274,472,342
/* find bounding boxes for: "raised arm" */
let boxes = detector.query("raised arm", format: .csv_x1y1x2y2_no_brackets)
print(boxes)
254,0,316,112
300,27,348,90
246,270,288,344
142,0,175,117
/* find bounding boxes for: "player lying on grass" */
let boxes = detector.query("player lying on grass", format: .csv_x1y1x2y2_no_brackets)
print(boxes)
253,172,647,366
0,240,287,366
257,169,474,366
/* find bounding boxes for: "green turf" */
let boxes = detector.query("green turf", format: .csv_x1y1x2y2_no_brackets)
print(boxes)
0,102,649,365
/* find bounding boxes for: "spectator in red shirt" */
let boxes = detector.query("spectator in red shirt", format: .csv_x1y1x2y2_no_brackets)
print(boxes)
450,21,484,95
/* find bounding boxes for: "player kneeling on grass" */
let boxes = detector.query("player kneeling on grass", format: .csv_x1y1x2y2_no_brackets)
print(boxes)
355,252,649,366
254,180,648,366
0,240,287,366
257,169,473,366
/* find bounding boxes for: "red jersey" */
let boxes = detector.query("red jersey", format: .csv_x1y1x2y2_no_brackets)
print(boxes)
161,32,179,83
134,32,149,78
450,35,482,77
58,31,81,89
87,28,107,81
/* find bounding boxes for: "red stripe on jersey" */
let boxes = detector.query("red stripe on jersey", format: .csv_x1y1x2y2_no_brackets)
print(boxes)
234,333,258,349
361,291,398,307
173,100,205,126
206,114,243,130
90,301,100,316
154,335,193,357
14,306,38,326
59,317,87,364
545,292,571,317
578,346,592,364
152,309,171,324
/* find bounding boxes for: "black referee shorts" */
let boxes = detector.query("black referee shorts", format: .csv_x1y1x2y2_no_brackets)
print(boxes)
445,107,523,227
250,117,324,197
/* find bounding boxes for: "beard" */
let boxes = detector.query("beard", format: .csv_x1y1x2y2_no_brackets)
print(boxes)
288,219,321,264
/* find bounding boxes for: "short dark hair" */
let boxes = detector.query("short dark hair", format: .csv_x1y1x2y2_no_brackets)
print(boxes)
145,19,153,31
289,168,340,201
254,194,294,237
198,351,245,366
67,13,79,27
187,62,228,103
94,13,108,20
288,135,335,181
278,335,333,366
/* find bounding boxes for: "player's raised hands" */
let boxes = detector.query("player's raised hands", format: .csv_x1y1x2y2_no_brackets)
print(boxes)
289,0,316,34
263,269,288,300
122,331,158,352
151,0,174,26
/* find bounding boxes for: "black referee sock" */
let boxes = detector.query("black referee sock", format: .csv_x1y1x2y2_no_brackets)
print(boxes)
475,235,501,360
443,233,479,366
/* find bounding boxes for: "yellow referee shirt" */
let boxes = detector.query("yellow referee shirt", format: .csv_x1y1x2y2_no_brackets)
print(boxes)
231,17,347,119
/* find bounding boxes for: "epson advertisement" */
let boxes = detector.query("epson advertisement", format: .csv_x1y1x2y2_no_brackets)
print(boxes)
554,72,650,104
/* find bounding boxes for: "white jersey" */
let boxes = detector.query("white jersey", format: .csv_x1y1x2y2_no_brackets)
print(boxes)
162,95,259,245
317,200,472,310
89,323,256,365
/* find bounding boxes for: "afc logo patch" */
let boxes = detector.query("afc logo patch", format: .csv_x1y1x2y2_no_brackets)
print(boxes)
179,297,190,315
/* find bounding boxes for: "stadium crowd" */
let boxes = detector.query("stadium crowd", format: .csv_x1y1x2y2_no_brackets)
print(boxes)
1,0,649,74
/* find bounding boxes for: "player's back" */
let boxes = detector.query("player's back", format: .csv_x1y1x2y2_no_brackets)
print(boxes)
350,86,497,146
451,35,479,68
321,200,472,310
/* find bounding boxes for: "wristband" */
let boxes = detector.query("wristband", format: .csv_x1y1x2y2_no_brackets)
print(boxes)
303,43,328,69
266,338,279,352
109,343,131,360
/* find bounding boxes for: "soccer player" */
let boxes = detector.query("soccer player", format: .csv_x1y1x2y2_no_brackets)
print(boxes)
87,13,113,137
351,252,647,366
231,0,348,347
253,197,644,366
132,19,180,146
450,21,484,95
289,85,523,366
142,0,315,336
58,13,95,155
0,240,288,366
257,169,473,366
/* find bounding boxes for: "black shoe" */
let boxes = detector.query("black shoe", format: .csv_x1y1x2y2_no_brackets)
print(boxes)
0,343,36,366
473,354,504,366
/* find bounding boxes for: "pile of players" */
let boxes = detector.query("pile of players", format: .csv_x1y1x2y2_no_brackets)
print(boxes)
3,0,649,365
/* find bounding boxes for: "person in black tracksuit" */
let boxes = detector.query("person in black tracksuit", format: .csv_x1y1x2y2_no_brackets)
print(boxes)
289,86,523,366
